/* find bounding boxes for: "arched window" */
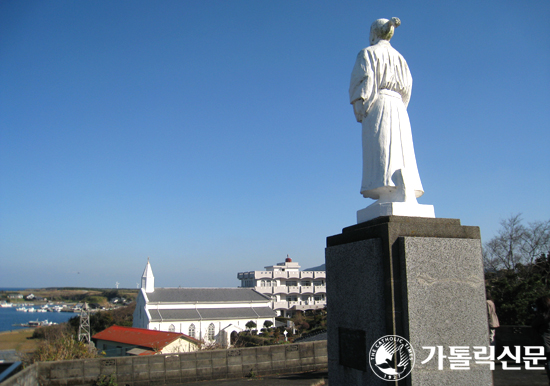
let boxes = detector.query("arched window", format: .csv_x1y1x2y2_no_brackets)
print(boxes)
207,323,215,341
168,324,175,332
189,324,195,338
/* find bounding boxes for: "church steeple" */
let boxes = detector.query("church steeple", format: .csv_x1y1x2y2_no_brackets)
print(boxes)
141,257,155,293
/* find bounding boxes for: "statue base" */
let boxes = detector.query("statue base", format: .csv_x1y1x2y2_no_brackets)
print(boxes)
357,202,435,224
325,216,492,385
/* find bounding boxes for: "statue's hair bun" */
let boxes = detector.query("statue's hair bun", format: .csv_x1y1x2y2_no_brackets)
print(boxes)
390,17,401,28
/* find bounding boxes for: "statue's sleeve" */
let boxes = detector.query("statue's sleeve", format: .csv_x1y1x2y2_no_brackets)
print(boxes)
399,56,413,109
349,49,374,122
349,50,369,104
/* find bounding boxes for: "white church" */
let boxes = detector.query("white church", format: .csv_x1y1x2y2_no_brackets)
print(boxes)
132,259,276,348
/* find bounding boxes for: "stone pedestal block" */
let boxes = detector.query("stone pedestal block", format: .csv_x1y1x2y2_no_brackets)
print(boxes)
325,216,492,386
357,202,435,224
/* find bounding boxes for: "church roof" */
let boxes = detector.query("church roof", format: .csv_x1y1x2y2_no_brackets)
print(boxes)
145,288,270,304
148,306,276,322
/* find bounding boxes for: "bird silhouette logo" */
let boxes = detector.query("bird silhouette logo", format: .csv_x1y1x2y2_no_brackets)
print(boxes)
369,335,415,381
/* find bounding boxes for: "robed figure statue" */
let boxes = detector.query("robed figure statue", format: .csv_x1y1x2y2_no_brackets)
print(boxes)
350,18,434,222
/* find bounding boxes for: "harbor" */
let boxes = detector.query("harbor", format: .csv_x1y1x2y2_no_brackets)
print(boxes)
0,306,77,333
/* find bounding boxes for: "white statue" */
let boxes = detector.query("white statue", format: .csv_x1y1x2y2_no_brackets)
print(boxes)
350,18,434,223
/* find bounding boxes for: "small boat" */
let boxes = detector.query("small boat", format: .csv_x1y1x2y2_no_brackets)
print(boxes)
16,307,27,312
0,302,13,308
13,319,59,328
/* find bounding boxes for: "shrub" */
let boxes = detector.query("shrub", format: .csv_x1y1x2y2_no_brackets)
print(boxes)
28,327,98,363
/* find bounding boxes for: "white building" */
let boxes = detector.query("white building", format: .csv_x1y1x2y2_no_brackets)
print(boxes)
237,257,326,317
133,259,276,348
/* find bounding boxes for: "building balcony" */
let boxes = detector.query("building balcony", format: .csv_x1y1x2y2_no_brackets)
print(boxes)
271,299,326,311
253,271,273,279
300,286,314,294
272,286,288,294
314,285,326,293
287,286,300,294
237,271,256,280
254,286,272,294
273,271,287,279
293,302,326,311
273,301,288,309
314,271,326,279
287,272,300,279
300,271,314,279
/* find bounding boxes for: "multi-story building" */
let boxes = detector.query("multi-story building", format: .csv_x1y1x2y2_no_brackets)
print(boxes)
237,257,326,317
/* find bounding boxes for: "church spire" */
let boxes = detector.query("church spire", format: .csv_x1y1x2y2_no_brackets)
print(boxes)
141,257,155,293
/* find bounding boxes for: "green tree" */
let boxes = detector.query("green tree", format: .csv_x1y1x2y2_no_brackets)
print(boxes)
245,321,257,331
68,303,135,335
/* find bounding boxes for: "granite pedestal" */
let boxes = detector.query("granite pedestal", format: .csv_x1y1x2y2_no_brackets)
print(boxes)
325,216,492,386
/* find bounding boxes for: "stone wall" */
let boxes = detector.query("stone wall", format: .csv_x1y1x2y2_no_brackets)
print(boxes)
2,341,327,386
1,364,38,386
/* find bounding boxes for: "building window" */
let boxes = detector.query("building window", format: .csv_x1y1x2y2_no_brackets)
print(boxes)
189,324,195,338
286,281,297,286
168,324,175,332
208,323,215,341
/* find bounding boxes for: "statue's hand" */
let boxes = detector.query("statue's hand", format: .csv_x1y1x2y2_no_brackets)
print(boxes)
353,99,365,122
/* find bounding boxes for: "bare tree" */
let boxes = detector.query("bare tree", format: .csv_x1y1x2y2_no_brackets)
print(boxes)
522,220,550,266
484,214,550,272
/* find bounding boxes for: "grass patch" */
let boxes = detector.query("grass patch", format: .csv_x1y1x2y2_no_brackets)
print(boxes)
0,329,39,353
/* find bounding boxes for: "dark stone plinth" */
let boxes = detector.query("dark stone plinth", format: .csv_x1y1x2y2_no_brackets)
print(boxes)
327,216,480,248
325,216,492,386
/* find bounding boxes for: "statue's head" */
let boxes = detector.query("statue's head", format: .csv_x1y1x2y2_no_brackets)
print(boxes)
370,17,401,45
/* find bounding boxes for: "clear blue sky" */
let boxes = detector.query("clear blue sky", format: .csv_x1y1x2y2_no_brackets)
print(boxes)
1,1,549,289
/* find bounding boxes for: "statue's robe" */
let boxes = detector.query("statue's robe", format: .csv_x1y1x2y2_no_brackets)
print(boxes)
349,40,424,200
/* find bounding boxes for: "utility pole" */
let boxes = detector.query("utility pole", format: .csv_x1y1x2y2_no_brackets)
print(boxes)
78,302,91,343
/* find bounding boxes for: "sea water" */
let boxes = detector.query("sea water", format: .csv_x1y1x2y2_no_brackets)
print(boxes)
0,307,77,333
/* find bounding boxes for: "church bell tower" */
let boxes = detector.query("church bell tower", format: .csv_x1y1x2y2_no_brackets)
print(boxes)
141,257,155,293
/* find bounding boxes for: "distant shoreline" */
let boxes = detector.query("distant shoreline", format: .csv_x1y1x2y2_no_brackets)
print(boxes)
0,328,34,335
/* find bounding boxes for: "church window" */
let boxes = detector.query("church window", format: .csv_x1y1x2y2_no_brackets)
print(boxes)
168,324,175,332
189,324,196,338
208,323,215,341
